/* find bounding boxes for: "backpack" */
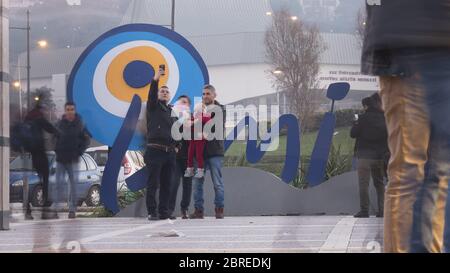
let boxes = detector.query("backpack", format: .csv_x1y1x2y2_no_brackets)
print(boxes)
10,121,38,153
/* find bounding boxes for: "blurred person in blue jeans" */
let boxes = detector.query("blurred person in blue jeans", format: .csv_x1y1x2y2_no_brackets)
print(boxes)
362,1,450,252
51,102,90,219
408,53,450,253
190,85,226,219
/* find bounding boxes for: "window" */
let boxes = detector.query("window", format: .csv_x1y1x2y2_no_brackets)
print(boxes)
136,151,145,166
76,158,88,171
129,152,140,166
84,156,97,170
93,151,109,167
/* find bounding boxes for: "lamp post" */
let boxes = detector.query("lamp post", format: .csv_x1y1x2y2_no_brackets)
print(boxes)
171,0,175,31
1,0,10,231
10,10,31,111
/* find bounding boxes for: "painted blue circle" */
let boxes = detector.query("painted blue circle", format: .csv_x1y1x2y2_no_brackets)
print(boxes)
123,60,154,88
67,24,209,151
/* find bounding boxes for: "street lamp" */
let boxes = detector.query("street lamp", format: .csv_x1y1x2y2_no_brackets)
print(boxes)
273,68,284,75
37,40,48,48
272,68,284,107
13,81,21,89
266,11,273,16
291,16,298,21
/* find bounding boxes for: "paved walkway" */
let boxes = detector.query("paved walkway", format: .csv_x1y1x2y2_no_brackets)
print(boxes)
0,214,383,253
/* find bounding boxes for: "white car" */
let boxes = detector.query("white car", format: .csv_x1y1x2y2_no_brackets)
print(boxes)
86,146,145,191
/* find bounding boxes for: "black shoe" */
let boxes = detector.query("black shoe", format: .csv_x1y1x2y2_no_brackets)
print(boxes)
354,211,369,218
376,212,384,218
159,215,170,220
148,214,159,221
25,213,34,221
169,215,176,220
41,211,59,220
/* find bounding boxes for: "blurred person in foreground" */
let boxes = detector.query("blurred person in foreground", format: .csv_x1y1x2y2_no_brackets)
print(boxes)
362,0,450,252
23,101,58,220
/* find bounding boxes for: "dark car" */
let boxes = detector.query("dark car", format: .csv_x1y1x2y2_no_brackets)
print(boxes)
10,152,102,207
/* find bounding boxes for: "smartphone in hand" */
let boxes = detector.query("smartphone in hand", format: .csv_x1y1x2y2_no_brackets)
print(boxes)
159,64,166,76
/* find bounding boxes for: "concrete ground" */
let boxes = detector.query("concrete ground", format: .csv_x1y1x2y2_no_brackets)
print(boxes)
0,211,383,253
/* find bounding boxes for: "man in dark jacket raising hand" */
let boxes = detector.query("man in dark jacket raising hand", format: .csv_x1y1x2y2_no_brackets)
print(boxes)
145,67,180,221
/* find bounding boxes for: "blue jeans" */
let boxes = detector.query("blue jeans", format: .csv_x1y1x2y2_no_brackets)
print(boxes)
53,162,78,213
193,156,224,210
409,51,450,252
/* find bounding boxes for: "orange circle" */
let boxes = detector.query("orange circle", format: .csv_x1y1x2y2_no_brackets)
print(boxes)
106,46,169,102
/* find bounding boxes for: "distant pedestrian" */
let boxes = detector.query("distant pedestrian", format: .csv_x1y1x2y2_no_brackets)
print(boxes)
52,102,91,219
351,97,388,218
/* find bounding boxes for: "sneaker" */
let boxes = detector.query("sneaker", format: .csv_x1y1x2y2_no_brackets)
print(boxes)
184,168,195,177
354,211,369,218
215,208,224,219
194,168,205,178
148,214,159,221
181,210,189,220
190,209,204,219
68,212,76,219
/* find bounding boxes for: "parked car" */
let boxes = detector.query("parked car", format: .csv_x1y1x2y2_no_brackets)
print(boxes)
9,152,102,207
86,146,145,191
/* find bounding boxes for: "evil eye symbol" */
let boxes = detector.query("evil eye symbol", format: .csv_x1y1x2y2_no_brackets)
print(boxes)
68,24,209,150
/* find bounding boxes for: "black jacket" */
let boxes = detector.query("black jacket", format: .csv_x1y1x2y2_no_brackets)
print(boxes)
350,108,388,160
205,101,226,159
146,79,179,148
55,115,90,164
362,1,450,76
24,107,58,153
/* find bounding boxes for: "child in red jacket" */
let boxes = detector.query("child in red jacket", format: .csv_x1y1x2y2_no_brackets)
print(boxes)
184,103,211,178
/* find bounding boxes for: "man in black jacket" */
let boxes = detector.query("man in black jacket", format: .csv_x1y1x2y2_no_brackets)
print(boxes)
190,84,226,219
145,68,179,221
362,1,450,253
53,102,90,219
24,103,59,220
351,97,388,219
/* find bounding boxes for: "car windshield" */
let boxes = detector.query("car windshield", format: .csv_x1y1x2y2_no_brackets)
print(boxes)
10,154,54,171
87,151,109,167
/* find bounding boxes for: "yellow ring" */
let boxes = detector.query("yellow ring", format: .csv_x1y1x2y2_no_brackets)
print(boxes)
106,46,169,102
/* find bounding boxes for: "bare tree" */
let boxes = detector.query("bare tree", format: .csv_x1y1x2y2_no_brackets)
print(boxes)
265,11,326,133
355,7,366,49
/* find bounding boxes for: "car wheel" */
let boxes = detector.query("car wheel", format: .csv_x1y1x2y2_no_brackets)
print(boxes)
85,185,101,207
31,185,44,207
